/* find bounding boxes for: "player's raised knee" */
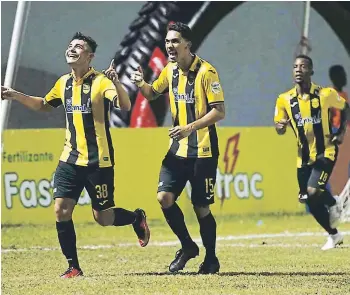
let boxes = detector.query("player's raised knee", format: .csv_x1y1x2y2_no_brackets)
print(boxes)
193,205,210,218
157,192,175,208
54,198,75,221
94,216,110,227
93,210,113,226
307,186,320,199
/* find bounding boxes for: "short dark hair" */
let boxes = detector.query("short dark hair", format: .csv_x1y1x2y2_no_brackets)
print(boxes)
71,32,98,53
167,22,192,42
295,54,313,68
329,65,345,78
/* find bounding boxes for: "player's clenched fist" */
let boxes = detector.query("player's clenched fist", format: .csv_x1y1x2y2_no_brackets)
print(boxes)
275,118,290,135
1,86,17,100
275,118,290,129
130,66,145,87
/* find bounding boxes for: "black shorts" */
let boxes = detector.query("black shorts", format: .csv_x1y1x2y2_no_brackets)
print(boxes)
297,157,336,193
54,161,115,211
158,152,218,206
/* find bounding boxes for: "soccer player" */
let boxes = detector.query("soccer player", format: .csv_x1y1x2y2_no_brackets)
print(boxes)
274,55,349,250
327,65,349,193
130,22,225,274
329,65,348,131
1,32,150,278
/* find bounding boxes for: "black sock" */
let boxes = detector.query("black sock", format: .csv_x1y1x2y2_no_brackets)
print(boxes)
56,220,80,269
320,189,336,207
307,199,338,235
198,212,217,260
162,203,193,248
113,208,137,226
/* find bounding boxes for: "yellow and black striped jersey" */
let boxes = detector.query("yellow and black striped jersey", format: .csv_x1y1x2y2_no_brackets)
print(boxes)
274,82,347,168
152,55,224,158
44,67,119,167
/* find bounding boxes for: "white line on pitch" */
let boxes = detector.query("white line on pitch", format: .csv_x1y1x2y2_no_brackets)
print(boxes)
2,231,350,253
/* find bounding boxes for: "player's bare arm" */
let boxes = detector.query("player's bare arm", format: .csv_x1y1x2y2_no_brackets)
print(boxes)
104,59,131,111
130,66,159,101
1,85,52,112
169,102,225,141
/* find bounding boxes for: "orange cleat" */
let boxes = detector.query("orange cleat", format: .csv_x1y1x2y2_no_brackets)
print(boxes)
60,267,83,278
132,208,150,247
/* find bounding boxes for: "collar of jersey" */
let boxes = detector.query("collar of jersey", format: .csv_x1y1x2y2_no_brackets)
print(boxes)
70,67,95,82
291,82,318,100
174,54,200,72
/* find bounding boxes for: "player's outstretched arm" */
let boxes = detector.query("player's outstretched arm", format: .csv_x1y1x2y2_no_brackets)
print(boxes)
130,66,158,101
1,85,51,112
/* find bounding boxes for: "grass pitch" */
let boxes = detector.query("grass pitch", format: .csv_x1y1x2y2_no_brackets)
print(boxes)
2,214,350,295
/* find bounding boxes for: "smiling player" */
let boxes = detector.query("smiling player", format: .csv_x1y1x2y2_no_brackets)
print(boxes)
1,32,150,278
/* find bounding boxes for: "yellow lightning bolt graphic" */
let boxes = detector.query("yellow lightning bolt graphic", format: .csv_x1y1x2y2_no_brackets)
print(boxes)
221,133,240,209
223,133,240,174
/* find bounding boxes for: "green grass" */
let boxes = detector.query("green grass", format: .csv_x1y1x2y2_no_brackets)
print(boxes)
2,215,350,295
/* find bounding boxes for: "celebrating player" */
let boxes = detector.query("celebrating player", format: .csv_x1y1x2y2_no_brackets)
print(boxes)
274,55,349,250
1,32,150,278
130,22,225,273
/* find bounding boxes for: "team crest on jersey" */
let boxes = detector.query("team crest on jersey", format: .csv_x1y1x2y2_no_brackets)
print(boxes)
83,84,91,94
311,98,319,108
211,82,221,94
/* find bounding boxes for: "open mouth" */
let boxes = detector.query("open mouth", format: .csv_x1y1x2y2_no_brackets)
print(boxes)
67,53,79,59
66,54,80,64
167,51,177,59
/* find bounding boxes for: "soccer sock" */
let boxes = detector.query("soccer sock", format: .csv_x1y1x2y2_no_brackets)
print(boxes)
197,212,217,260
56,220,80,269
307,199,338,235
162,203,194,248
113,208,137,226
320,189,336,207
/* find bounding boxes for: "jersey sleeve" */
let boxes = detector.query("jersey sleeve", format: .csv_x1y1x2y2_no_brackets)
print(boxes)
274,96,288,123
152,65,169,95
101,76,119,108
44,78,63,108
203,67,224,105
326,88,347,110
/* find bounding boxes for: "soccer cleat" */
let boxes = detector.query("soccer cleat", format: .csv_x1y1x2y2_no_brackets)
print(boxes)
169,243,199,273
321,233,344,251
132,208,150,247
198,256,220,274
60,267,83,278
329,195,343,229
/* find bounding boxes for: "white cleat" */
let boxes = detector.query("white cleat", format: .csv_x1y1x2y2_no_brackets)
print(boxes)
329,195,343,229
321,233,344,251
